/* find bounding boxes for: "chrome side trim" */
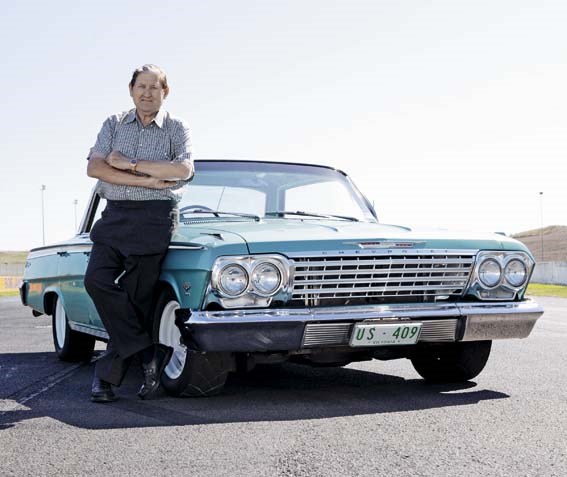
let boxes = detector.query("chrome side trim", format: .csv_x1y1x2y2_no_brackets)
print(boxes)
169,244,205,250
68,322,109,340
28,243,203,259
28,243,92,259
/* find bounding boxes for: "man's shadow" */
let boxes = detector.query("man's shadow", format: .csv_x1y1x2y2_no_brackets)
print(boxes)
0,352,509,430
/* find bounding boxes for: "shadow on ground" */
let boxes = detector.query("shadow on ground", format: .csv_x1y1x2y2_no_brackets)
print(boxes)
0,352,509,430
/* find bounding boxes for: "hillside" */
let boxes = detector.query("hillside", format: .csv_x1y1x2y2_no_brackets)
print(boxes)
0,251,28,264
512,225,567,262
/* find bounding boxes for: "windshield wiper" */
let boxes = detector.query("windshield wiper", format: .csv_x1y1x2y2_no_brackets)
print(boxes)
179,207,261,221
265,211,359,222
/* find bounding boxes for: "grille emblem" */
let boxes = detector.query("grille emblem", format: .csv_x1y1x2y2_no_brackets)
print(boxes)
354,241,425,249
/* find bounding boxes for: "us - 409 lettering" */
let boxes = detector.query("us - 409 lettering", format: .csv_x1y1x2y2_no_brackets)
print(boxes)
356,325,420,341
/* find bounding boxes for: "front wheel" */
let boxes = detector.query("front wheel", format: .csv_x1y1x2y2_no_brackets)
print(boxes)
153,288,232,397
52,295,95,362
410,341,492,383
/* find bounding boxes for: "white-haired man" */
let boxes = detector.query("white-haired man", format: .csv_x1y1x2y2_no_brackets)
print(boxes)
85,64,193,402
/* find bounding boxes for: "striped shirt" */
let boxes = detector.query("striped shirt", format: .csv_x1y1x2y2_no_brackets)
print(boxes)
88,109,192,202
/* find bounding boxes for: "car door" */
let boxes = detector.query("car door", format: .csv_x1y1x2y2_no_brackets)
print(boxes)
57,233,95,326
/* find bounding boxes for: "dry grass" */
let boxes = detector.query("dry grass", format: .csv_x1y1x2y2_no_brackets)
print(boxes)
0,251,28,264
512,225,567,262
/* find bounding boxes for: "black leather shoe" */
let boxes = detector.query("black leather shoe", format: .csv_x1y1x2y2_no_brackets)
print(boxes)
137,344,173,400
91,377,116,403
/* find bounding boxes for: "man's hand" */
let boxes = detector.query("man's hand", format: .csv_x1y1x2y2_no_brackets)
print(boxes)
144,177,178,189
106,150,131,171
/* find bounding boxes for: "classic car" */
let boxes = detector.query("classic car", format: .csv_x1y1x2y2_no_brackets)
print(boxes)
20,160,544,396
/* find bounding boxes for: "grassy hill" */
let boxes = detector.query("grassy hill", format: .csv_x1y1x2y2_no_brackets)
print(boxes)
512,225,567,262
0,251,28,264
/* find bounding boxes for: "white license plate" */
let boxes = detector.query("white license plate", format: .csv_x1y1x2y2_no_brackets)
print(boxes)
350,322,422,347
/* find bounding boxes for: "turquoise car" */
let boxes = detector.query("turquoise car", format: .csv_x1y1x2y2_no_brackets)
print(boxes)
20,160,544,396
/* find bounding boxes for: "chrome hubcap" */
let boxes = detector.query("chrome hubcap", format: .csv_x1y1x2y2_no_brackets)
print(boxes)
158,300,186,380
55,298,66,348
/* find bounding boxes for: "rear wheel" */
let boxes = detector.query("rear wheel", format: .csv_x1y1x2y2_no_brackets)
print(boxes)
154,288,232,397
52,295,95,362
410,341,492,382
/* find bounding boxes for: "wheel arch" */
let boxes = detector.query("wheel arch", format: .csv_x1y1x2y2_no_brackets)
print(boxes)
156,274,182,303
43,287,65,316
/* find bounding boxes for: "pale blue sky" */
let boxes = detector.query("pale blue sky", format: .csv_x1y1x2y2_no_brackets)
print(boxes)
1,0,566,250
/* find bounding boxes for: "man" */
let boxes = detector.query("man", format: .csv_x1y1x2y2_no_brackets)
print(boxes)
84,64,193,403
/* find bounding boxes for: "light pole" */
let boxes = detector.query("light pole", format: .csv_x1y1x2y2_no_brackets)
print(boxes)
73,199,78,231
41,185,46,246
539,192,544,262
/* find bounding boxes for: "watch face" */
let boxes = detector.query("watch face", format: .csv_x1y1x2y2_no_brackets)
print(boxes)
130,159,137,165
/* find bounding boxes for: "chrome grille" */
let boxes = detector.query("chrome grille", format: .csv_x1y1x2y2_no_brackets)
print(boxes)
302,319,458,348
291,251,475,303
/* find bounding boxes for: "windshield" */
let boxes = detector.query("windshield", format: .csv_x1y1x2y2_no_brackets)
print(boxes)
179,161,377,222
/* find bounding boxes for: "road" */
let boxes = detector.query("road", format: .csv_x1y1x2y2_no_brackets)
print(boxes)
1,295,566,476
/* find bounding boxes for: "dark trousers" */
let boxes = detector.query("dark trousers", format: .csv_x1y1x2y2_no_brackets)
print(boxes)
84,200,174,386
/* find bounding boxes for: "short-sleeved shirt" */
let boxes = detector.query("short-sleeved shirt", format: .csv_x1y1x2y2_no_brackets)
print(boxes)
88,108,192,202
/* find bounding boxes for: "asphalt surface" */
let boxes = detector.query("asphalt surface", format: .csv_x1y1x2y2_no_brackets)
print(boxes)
0,295,565,476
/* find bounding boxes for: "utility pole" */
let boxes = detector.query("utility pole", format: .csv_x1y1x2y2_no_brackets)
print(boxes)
539,192,544,262
41,185,46,246
74,199,78,231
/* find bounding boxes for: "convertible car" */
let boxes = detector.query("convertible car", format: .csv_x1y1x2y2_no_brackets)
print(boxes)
20,160,544,396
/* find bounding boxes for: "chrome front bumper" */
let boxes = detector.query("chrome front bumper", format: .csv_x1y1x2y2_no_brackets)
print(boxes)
176,299,544,352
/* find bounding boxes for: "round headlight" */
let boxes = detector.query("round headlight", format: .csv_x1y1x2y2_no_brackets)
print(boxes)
504,259,527,287
251,262,282,295
219,265,249,296
478,258,502,288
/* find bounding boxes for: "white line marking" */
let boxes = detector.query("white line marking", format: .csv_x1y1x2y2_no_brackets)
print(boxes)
0,357,99,417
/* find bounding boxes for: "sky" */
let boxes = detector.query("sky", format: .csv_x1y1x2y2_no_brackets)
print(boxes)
0,0,566,251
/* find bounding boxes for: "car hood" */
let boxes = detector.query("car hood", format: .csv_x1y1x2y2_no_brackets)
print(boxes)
174,219,530,255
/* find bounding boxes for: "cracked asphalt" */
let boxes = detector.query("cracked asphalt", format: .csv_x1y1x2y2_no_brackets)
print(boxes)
1,295,566,476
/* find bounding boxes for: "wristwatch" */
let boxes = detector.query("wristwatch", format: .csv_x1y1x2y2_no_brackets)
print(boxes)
129,159,138,172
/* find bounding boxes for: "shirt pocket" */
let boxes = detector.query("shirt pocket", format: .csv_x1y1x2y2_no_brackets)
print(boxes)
113,127,137,158
145,129,172,161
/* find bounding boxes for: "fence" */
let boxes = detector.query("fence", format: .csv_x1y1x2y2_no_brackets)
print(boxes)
0,264,25,276
531,262,567,286
0,264,24,291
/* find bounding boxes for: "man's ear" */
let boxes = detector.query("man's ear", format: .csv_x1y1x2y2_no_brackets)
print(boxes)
163,86,170,99
129,84,134,98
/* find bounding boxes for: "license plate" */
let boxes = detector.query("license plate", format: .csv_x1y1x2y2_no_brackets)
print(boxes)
350,322,422,347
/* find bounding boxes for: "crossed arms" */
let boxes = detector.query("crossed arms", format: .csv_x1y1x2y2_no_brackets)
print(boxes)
87,151,193,190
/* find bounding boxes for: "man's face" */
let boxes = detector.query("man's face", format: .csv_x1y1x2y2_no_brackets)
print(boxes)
129,72,167,115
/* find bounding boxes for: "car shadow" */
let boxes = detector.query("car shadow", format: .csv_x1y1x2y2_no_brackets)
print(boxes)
0,352,509,430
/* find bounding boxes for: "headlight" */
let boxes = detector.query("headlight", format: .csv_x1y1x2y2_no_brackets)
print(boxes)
504,259,527,287
478,258,501,288
210,255,291,306
219,265,249,296
251,262,282,295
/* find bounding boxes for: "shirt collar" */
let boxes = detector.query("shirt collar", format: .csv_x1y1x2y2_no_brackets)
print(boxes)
126,108,166,128
153,109,166,128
